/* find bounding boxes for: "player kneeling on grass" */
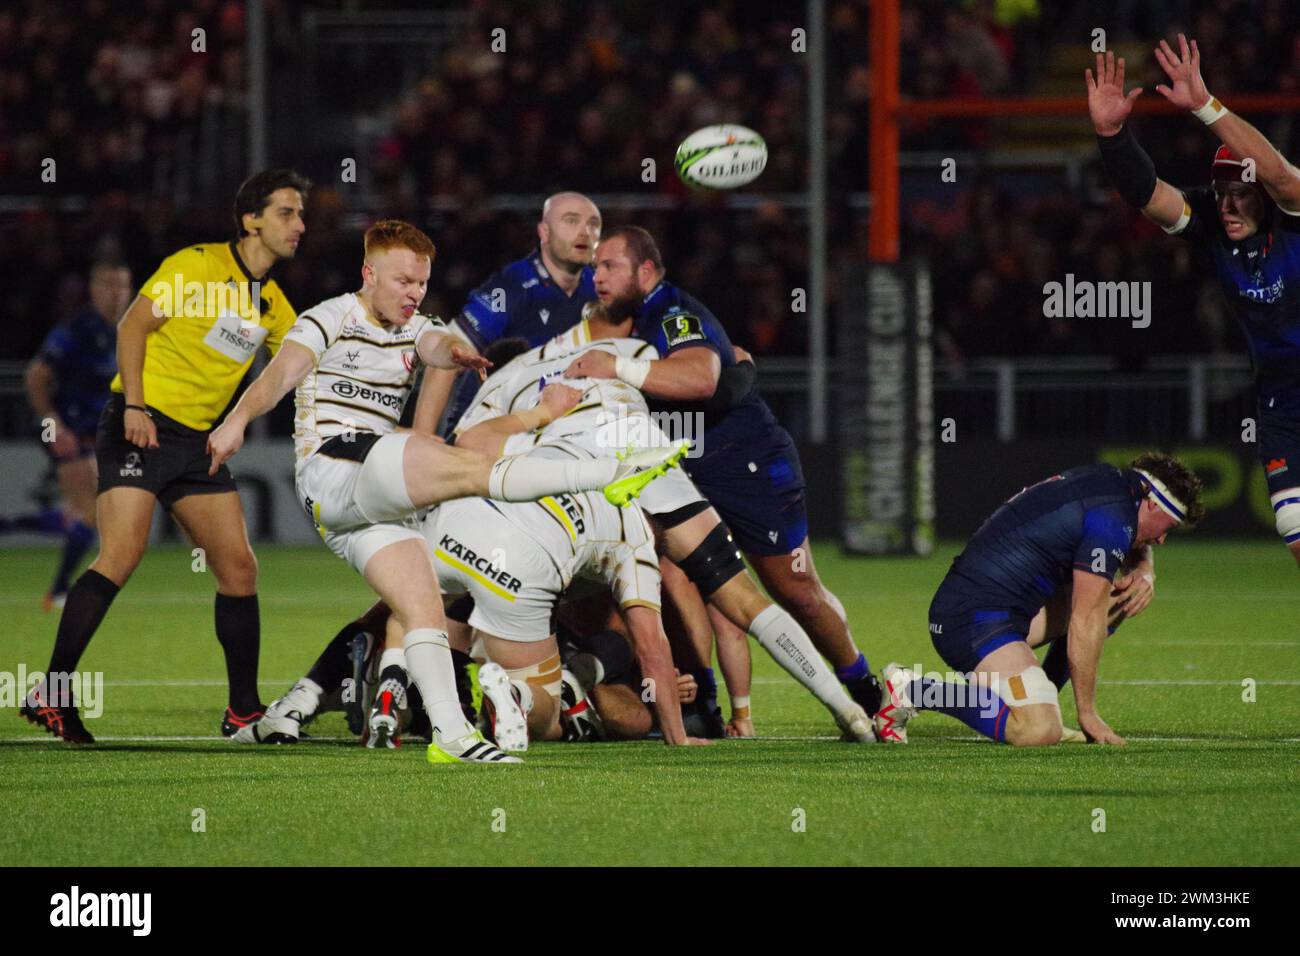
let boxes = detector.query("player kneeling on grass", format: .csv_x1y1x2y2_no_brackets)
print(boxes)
875,453,1204,747
209,220,686,764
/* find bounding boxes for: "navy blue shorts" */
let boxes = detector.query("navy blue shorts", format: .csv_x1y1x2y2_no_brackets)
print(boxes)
686,430,808,556
1258,397,1300,498
928,583,1031,674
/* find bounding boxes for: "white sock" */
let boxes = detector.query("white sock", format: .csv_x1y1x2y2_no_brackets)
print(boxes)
377,647,406,676
511,678,535,716
748,604,855,717
403,628,473,739
487,454,616,501
282,677,323,718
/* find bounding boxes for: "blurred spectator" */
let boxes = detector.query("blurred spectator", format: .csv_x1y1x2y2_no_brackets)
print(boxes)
1,0,1297,381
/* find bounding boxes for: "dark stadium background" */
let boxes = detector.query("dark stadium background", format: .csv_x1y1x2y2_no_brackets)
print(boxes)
2,0,1293,538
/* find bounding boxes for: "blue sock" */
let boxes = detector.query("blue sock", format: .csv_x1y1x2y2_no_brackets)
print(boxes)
4,508,66,535
693,667,717,698
835,652,870,683
908,676,1010,742
52,520,96,595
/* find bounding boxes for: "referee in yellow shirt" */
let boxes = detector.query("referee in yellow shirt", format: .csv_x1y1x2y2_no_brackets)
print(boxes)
22,169,309,743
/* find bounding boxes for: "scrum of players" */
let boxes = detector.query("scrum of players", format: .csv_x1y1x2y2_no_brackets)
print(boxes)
223,203,889,761
226,193,1210,758
45,30,1300,755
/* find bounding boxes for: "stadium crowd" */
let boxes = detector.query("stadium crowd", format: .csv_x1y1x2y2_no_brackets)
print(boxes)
1,0,1297,375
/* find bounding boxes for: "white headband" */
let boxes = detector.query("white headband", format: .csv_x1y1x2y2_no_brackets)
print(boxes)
1135,469,1188,523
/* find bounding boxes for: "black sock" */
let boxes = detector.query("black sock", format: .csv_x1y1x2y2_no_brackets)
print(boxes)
52,520,96,595
215,593,262,713
1042,636,1071,690
306,620,369,694
47,569,120,684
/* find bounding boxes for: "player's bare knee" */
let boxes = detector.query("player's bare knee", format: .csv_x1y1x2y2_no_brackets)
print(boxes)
530,694,563,741
212,547,258,594
770,578,824,623
92,539,146,585
1007,708,1063,747
995,667,1062,746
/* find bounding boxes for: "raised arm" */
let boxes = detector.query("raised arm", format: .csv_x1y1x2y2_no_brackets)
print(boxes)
416,328,492,374
1086,51,1188,230
1154,33,1300,212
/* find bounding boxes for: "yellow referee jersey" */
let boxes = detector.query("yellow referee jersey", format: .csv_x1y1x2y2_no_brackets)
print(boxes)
110,241,296,430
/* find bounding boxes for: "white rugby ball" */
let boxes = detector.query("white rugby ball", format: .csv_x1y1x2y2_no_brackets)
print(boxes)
674,124,768,189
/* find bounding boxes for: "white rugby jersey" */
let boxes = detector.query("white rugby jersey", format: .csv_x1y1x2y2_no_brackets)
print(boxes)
284,292,462,461
454,336,659,440
434,444,661,612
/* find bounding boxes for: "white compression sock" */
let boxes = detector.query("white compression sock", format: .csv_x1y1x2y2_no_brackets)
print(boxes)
377,647,405,675
403,628,473,739
487,454,616,501
282,677,323,719
748,604,855,717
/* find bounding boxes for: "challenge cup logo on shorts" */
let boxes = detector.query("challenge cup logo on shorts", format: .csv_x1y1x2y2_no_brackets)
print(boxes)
120,451,143,478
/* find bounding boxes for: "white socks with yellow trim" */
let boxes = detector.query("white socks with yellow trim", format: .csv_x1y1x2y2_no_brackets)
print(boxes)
748,604,857,717
487,455,615,501
403,628,474,739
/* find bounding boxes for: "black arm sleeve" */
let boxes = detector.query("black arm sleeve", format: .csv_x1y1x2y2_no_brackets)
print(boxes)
1097,124,1158,208
703,360,756,410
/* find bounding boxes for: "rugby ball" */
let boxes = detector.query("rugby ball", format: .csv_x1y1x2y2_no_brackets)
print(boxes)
674,124,768,189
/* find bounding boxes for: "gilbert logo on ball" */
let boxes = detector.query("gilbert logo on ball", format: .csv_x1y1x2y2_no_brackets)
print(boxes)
674,125,768,189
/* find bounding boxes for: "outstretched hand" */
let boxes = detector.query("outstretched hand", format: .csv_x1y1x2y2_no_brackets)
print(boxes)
451,344,492,382
1154,33,1211,112
1085,50,1142,136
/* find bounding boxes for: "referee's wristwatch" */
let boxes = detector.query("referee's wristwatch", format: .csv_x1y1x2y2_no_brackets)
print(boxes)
124,403,153,418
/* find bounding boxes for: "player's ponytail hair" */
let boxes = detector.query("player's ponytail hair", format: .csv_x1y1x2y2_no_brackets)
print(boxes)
1130,452,1207,526
363,220,437,261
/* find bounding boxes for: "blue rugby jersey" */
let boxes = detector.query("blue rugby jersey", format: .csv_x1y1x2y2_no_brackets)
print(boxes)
1173,186,1300,415
35,306,117,434
939,465,1142,621
630,280,784,473
444,250,596,432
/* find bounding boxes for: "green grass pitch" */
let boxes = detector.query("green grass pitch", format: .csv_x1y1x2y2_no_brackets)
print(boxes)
2,541,1297,866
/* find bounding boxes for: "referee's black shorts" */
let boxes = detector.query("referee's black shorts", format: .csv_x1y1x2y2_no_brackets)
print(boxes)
95,393,237,508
